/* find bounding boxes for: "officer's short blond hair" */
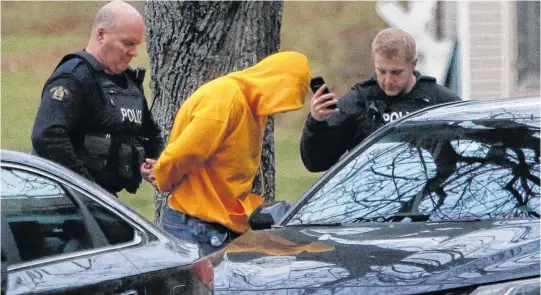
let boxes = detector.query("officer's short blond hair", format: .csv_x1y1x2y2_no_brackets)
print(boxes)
371,28,417,62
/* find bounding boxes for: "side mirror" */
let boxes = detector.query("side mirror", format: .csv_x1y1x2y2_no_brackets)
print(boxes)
249,201,291,230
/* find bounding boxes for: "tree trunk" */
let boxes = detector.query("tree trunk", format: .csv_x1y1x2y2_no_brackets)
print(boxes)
143,1,283,225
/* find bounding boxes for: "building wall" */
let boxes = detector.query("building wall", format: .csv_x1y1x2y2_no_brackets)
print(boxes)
510,1,540,97
440,1,457,38
440,1,540,100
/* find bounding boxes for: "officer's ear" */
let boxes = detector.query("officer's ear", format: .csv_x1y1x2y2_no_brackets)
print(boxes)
96,28,106,43
410,57,418,71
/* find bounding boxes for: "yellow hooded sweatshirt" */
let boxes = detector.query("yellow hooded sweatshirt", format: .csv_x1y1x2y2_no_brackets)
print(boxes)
153,51,311,233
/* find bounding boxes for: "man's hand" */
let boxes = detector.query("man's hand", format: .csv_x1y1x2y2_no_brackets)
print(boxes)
310,84,339,121
140,158,158,187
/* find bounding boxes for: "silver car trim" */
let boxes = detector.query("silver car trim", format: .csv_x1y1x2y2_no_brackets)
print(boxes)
7,232,144,271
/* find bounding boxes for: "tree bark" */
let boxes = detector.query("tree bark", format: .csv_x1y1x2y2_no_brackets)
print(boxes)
143,1,283,225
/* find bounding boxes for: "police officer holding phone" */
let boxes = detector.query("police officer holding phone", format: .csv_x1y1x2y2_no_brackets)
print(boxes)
301,28,461,172
31,1,163,195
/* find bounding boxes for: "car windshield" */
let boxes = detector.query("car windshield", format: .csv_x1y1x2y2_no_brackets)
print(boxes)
287,113,540,225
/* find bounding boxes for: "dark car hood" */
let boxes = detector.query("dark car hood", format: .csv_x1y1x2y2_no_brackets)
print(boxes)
213,220,540,294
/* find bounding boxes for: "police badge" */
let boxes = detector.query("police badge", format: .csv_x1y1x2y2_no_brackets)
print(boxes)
50,86,69,101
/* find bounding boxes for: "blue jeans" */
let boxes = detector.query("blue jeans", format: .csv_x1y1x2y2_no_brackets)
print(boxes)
162,205,238,256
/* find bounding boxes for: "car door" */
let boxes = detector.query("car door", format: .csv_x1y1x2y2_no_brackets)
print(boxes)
1,164,142,295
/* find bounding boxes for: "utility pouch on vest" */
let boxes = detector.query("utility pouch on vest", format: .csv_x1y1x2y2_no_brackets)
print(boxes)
117,142,145,180
81,135,112,172
117,143,134,180
82,134,145,193
134,144,145,168
119,140,146,194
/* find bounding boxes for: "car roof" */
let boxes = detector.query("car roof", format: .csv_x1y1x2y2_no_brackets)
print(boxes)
405,96,540,123
1,149,92,187
0,149,123,209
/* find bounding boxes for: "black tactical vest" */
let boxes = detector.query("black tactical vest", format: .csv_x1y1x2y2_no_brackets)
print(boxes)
52,51,147,193
356,74,438,126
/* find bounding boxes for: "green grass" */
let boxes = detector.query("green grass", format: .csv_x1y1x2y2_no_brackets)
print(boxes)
274,125,323,203
1,72,43,152
1,35,88,55
1,2,384,221
118,183,156,221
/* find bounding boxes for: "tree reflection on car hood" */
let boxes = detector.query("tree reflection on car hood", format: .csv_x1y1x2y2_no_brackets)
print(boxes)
213,220,539,294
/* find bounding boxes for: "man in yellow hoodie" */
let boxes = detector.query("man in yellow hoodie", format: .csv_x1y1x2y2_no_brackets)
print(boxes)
152,51,311,255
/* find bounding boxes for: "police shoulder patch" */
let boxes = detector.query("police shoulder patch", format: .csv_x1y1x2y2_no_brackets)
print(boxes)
50,86,69,101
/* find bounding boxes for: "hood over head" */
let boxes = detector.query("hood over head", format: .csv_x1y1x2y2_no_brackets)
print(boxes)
227,51,311,116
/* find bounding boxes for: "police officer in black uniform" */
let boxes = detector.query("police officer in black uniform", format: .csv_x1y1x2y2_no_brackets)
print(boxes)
301,28,461,172
31,1,163,195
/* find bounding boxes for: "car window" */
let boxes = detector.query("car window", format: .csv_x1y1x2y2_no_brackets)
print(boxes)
1,167,136,264
76,193,135,245
287,116,540,225
1,167,94,262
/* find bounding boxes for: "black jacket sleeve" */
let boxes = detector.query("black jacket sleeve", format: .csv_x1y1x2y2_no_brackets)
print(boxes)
300,88,369,172
31,76,93,180
140,98,164,159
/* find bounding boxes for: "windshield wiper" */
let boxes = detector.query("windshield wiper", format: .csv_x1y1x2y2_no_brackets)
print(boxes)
354,213,431,223
431,218,483,223
280,222,343,228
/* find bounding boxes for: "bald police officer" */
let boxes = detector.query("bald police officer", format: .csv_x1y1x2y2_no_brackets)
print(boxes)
31,1,163,194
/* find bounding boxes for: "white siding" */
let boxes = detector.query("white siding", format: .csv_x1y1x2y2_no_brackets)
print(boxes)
440,1,534,100
467,1,508,100
441,1,458,37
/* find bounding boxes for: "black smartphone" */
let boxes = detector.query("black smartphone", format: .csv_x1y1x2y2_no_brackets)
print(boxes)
310,76,337,109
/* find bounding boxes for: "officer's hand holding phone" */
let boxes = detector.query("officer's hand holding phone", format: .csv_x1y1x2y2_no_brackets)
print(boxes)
309,76,339,121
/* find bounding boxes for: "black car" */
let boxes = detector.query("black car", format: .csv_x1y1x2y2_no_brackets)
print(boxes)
212,97,540,295
0,150,214,295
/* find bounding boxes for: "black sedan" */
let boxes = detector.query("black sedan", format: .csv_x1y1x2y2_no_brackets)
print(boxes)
1,150,214,294
212,97,540,295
